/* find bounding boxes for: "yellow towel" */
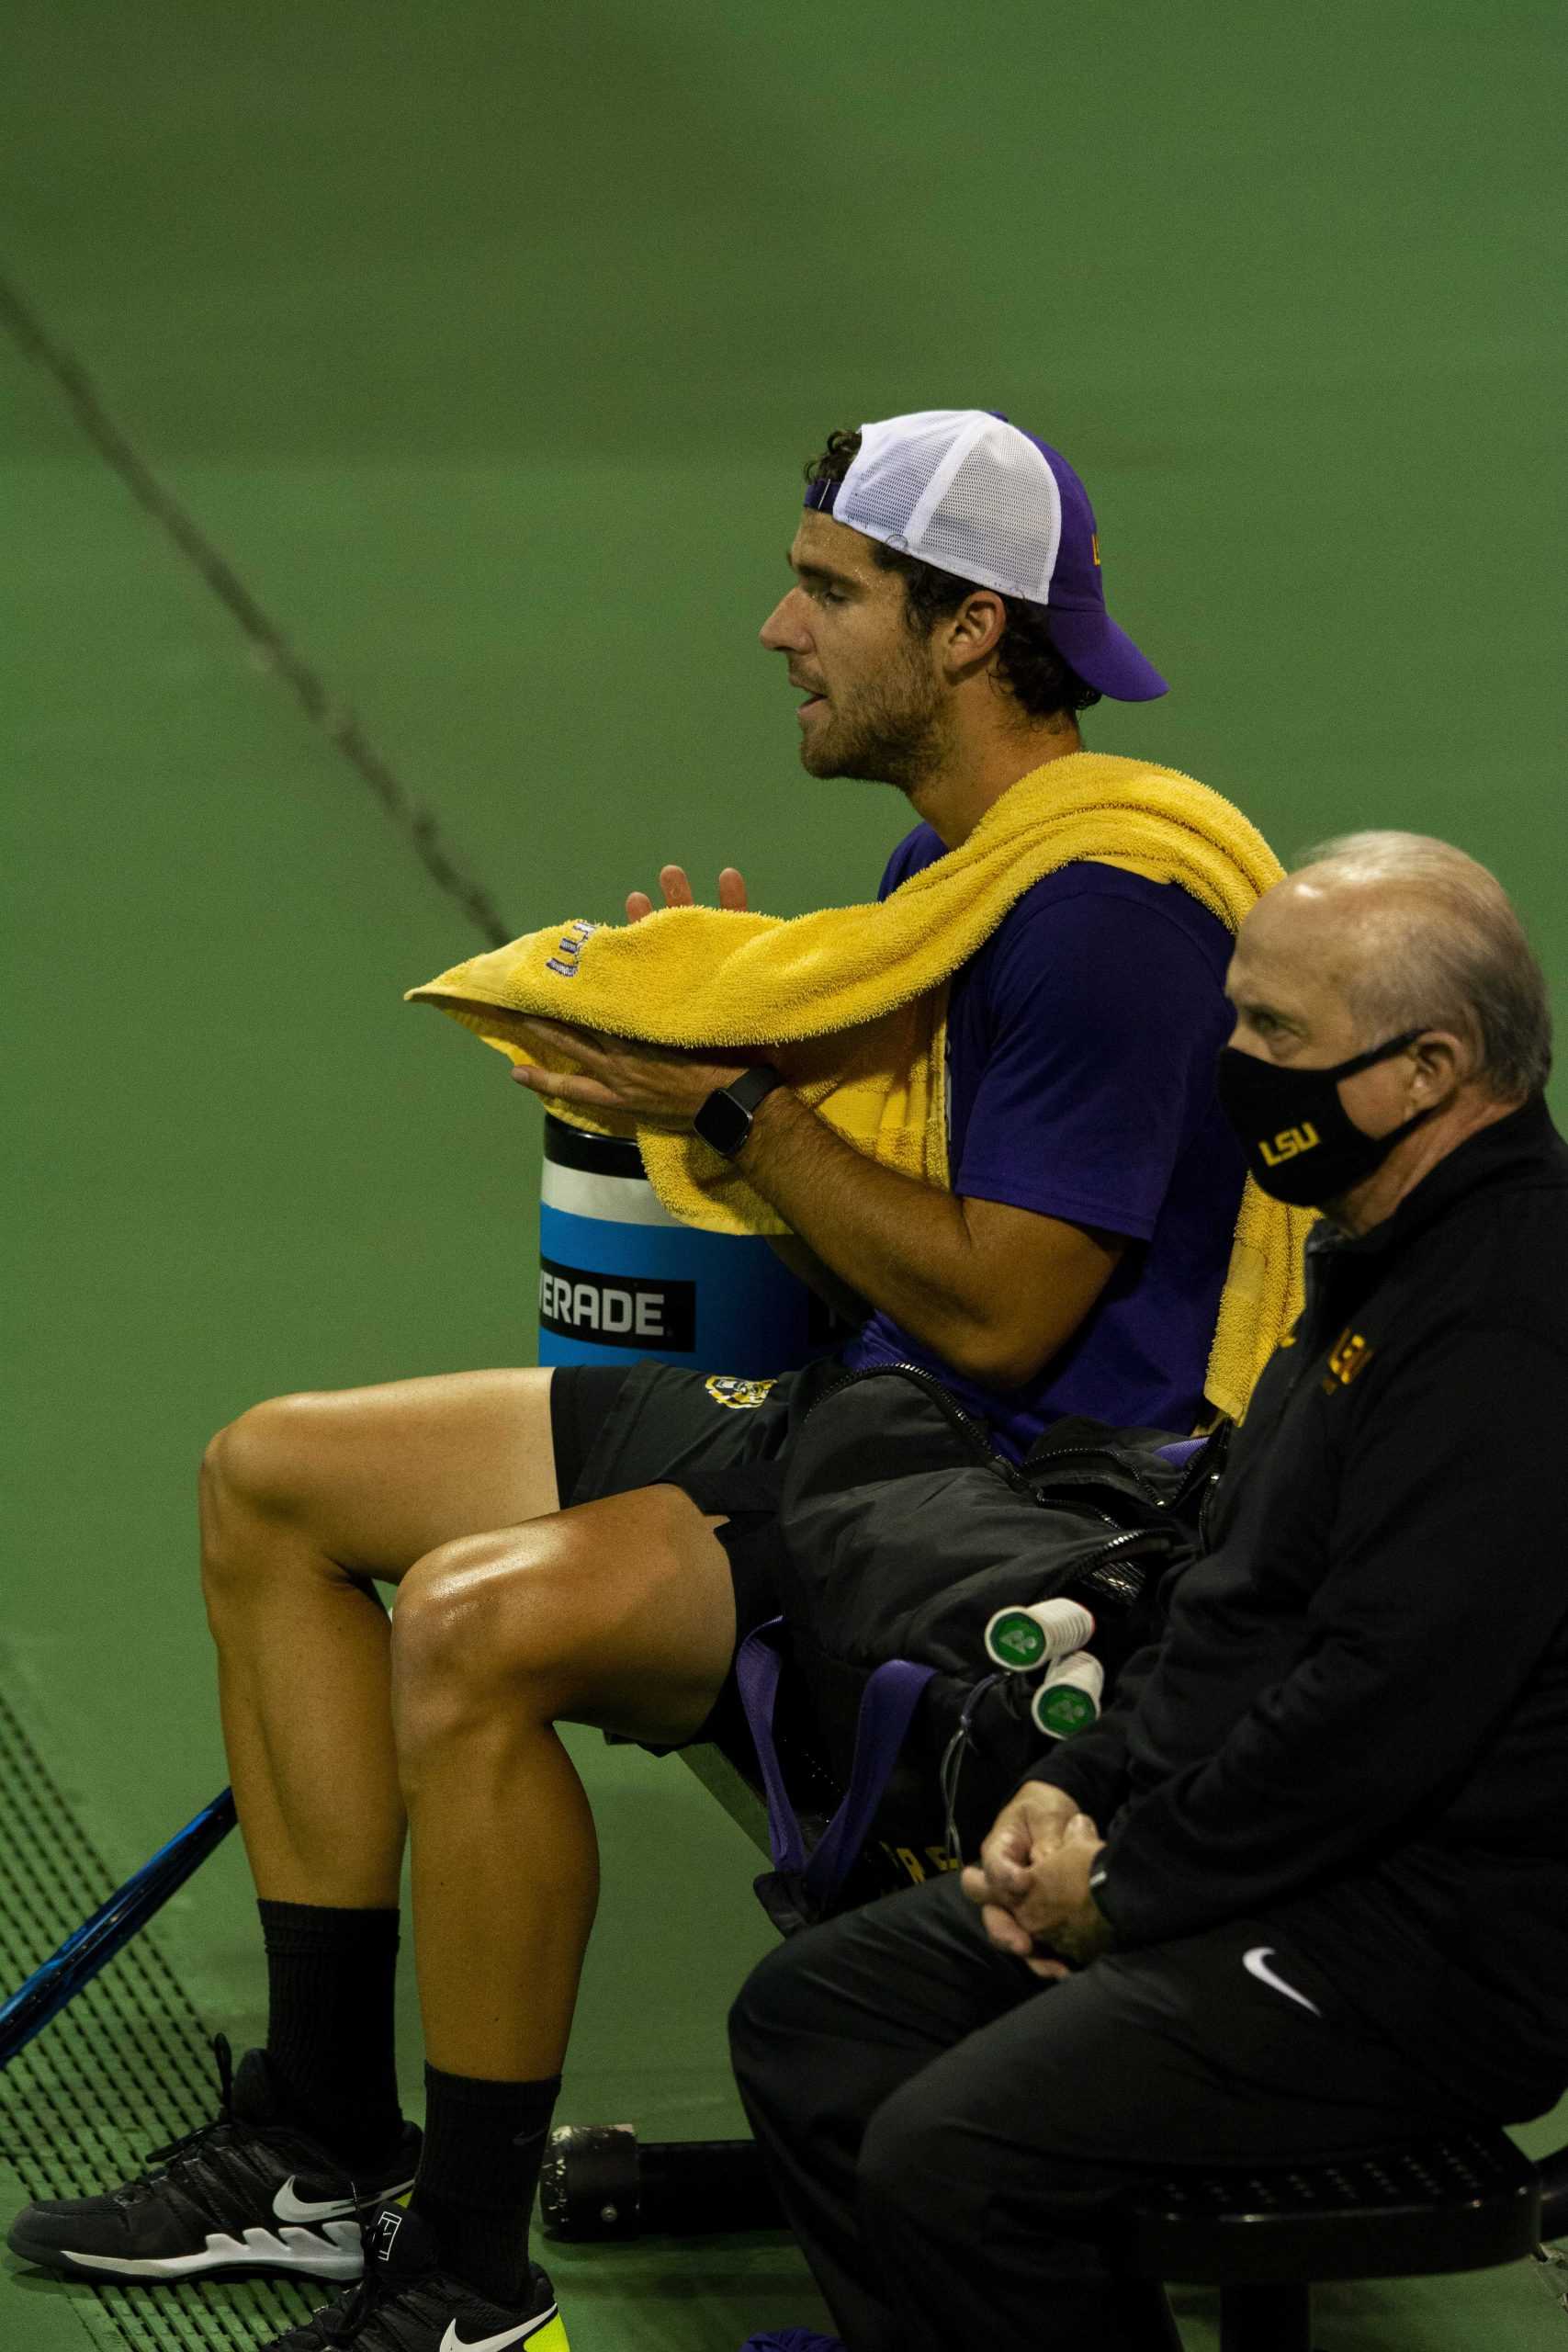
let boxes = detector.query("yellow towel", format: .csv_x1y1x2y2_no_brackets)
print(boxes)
409,752,1310,1419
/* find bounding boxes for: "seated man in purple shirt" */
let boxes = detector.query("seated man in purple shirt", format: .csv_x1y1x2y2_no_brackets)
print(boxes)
7,412,1249,2352
847,835,1245,1456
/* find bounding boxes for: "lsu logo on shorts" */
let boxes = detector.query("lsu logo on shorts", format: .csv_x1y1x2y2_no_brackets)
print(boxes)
705,1374,777,1411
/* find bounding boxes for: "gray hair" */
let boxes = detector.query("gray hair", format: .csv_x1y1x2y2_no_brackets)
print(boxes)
1292,831,1552,1102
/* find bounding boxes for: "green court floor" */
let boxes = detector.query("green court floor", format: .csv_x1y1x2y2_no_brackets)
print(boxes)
4,4,1565,2346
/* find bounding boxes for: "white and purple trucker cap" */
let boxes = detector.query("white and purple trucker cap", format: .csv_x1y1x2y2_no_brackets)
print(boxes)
804,409,1168,702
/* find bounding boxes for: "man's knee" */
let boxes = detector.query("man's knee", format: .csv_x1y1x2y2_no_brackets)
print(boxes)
391,1482,725,1763
389,1516,592,1742
198,1392,334,1596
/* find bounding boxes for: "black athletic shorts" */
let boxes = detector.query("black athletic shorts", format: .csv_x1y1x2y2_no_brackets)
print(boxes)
547,1357,840,1748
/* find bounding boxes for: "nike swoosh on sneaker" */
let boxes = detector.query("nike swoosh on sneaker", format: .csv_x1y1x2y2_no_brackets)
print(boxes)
272,2177,359,2225
1241,1945,1323,2017
440,2307,558,2352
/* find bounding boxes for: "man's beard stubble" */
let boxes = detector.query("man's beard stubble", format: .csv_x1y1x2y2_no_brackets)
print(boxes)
799,642,947,795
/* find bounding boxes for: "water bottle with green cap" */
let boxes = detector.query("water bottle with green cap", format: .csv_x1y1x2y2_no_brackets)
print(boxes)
1030,1650,1105,1739
983,1596,1096,1672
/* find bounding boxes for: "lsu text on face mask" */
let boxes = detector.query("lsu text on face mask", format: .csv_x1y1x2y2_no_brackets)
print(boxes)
1215,1029,1434,1206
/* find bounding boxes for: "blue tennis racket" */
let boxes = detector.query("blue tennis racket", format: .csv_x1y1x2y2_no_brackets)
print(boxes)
0,1788,236,2067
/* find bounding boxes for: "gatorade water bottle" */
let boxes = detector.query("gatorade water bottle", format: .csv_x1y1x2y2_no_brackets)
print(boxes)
983,1597,1097,1673
537,1114,845,1373
1030,1651,1104,1739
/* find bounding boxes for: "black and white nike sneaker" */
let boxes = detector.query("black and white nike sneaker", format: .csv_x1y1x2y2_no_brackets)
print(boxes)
6,2035,420,2285
266,2202,570,2349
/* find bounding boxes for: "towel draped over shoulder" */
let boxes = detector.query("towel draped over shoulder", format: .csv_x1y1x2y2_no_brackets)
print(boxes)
408,752,1310,1419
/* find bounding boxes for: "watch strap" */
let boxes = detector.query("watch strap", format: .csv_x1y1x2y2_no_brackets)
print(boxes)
722,1065,786,1116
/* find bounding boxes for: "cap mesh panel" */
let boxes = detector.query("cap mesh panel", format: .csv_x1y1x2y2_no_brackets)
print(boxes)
838,413,1060,602
912,433,1059,600
840,420,948,551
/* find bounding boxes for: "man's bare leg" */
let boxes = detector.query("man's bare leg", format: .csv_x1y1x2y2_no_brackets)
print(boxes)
9,1383,740,2308
199,1373,737,2078
198,1368,562,1909
390,1483,737,2081
5,1368,601,2291
368,1481,736,2311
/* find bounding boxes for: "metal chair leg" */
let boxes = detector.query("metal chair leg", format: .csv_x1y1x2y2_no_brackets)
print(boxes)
1219,2281,1312,2352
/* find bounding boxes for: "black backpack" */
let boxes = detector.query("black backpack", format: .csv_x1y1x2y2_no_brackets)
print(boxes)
737,1363,1225,1933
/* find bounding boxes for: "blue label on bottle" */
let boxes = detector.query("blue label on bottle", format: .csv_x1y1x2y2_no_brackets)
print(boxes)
536,1202,841,1374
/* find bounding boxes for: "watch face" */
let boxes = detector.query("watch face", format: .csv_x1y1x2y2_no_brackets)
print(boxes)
695,1067,780,1160
694,1090,750,1159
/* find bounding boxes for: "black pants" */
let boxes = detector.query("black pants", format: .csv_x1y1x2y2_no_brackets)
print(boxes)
728,1872,1486,2352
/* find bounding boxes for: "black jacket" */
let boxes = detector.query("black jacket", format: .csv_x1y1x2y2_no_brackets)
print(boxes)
1032,1096,1568,2119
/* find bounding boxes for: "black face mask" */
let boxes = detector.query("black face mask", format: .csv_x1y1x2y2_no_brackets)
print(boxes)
1216,1028,1436,1206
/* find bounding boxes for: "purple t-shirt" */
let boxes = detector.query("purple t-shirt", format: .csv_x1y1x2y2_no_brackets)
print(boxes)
839,825,1247,1456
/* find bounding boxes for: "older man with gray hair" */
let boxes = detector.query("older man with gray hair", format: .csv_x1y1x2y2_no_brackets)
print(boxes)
728,831,1568,2352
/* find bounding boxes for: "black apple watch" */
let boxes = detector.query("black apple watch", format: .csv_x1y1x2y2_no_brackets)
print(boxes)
693,1065,787,1160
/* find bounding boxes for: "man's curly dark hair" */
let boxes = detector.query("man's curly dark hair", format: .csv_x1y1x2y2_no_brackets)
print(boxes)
804,429,1101,722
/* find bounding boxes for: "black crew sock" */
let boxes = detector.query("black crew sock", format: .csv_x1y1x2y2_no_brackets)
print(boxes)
408,2064,561,2309
256,1898,404,2167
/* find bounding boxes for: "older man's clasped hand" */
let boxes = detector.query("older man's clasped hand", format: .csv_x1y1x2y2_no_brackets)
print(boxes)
960,1780,1114,1979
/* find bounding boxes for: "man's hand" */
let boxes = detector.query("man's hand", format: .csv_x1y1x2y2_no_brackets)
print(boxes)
513,867,756,1125
626,865,749,922
961,1783,1112,1977
509,1020,750,1127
